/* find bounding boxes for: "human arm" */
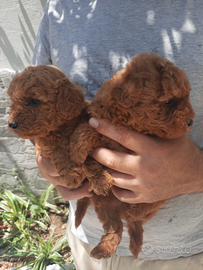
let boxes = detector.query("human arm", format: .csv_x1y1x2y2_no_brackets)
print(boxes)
89,118,203,203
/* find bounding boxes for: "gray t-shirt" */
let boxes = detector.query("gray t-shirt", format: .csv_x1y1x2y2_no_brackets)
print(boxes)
32,0,203,260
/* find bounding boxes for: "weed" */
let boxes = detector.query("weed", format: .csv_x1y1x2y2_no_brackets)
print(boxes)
20,184,61,221
5,233,68,270
0,184,74,269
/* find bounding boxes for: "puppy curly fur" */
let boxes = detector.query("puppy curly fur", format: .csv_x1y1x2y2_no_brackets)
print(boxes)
7,65,89,189
8,54,195,260
69,53,195,259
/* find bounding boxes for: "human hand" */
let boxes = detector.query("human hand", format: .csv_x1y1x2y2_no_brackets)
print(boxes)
36,150,92,200
89,118,203,203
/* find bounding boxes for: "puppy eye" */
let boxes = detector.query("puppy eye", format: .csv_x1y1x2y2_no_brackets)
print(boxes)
165,99,173,105
30,99,40,106
164,99,176,109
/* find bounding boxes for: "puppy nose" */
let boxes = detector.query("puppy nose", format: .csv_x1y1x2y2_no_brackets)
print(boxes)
9,121,18,130
187,119,193,128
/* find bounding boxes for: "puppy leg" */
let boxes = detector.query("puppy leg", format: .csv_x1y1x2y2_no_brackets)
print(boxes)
84,156,113,196
52,151,84,189
90,194,123,259
70,123,103,165
75,197,91,228
127,220,143,259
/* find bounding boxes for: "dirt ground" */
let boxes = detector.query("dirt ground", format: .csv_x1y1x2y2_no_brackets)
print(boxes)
0,203,71,270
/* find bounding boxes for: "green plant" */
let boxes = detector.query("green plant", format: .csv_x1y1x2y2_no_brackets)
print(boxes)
5,233,68,270
0,189,46,227
0,189,47,253
20,184,61,221
66,254,76,270
13,167,18,174
0,184,74,268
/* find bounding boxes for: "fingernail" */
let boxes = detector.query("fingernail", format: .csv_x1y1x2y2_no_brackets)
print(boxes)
89,118,99,129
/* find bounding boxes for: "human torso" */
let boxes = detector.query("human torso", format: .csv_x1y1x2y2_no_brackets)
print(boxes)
33,0,203,259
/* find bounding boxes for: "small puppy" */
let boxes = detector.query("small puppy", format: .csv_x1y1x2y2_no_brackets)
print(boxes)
69,53,195,259
7,65,89,190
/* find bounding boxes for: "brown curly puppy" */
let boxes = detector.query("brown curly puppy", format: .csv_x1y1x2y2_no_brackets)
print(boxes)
69,53,195,259
7,65,89,190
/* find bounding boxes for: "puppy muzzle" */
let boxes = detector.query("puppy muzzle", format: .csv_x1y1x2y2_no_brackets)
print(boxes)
187,119,193,128
8,121,18,130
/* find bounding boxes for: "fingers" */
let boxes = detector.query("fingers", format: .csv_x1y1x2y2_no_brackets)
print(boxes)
37,155,59,177
89,118,149,153
111,172,136,189
35,150,92,201
111,172,141,203
90,147,139,175
36,151,64,187
36,150,59,176
56,181,92,201
111,185,139,203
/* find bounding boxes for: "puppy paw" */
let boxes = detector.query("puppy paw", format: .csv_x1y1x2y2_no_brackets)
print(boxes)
71,150,87,165
93,182,111,196
90,242,117,259
90,171,113,196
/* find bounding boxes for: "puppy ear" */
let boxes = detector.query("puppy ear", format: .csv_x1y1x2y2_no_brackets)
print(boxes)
111,75,142,108
156,59,191,101
55,78,85,120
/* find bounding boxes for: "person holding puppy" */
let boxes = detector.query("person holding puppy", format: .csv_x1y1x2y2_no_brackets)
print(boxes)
32,1,203,269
